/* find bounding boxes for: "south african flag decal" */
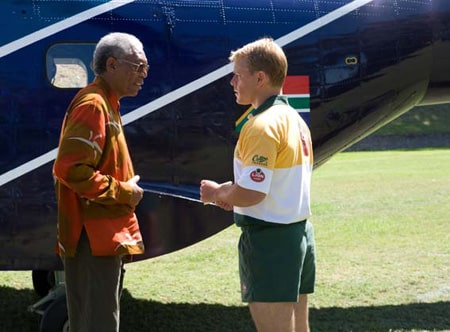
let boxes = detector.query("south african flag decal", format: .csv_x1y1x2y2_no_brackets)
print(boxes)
235,75,310,132
282,75,310,125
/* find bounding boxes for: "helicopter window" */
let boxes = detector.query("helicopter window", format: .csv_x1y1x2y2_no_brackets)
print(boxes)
46,43,95,88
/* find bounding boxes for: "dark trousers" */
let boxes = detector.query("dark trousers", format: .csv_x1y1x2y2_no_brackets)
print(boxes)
64,230,124,332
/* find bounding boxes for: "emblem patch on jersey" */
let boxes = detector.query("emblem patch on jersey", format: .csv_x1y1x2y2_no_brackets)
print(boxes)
252,154,268,166
250,168,265,182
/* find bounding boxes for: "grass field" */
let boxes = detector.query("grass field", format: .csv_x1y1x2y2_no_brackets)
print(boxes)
375,104,450,135
0,148,449,332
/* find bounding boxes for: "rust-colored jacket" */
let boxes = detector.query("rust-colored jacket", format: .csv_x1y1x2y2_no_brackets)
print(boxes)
53,77,144,257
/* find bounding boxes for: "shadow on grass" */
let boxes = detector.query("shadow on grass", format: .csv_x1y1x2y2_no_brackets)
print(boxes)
0,286,41,331
0,286,449,332
121,290,450,332
310,302,450,332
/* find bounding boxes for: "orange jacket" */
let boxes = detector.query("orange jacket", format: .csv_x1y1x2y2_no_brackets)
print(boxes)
53,77,144,257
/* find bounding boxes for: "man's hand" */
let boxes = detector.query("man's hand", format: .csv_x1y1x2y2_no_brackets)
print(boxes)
127,175,144,207
215,200,233,211
200,180,233,211
200,179,219,204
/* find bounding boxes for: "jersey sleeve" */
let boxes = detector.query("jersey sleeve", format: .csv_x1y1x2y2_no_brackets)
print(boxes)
235,125,278,194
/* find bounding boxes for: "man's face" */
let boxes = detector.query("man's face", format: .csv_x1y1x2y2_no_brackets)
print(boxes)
112,52,149,99
230,58,259,106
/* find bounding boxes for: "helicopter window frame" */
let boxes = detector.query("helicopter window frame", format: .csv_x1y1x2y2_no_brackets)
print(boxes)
46,43,95,89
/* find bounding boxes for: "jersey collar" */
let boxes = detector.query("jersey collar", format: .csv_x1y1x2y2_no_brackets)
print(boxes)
235,95,289,133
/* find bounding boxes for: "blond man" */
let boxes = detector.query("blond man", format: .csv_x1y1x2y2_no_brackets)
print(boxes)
200,38,315,332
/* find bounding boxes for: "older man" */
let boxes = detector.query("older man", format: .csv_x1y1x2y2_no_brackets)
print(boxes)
53,32,149,332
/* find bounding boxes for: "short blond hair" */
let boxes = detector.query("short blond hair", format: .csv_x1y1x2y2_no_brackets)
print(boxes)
229,37,287,87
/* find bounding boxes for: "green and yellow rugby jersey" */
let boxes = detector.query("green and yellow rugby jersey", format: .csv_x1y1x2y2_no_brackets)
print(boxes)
234,95,313,226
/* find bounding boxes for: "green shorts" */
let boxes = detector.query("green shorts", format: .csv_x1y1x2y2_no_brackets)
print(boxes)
238,220,315,302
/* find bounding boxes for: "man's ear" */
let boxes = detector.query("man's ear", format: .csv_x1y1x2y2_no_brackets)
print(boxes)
256,71,266,86
106,57,117,71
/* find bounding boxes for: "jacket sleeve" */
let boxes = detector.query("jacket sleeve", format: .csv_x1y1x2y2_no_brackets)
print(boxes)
53,97,132,206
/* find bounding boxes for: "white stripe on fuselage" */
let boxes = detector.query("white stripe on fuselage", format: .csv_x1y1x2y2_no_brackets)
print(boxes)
0,0,134,58
122,0,375,125
0,0,374,186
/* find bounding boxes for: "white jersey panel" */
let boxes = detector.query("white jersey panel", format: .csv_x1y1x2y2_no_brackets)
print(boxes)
234,162,312,224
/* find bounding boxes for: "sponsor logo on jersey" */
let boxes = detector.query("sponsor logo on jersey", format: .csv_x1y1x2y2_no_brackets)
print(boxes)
252,154,268,166
250,168,265,182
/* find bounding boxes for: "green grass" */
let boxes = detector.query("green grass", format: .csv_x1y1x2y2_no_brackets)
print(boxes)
375,105,450,135
1,149,449,331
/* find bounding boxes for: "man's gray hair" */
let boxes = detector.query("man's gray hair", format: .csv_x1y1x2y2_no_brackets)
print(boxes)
92,32,144,75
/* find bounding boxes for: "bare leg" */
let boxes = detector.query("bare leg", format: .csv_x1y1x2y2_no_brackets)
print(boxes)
249,302,295,332
293,294,310,332
248,295,310,332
